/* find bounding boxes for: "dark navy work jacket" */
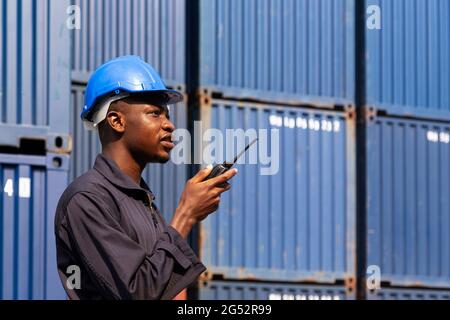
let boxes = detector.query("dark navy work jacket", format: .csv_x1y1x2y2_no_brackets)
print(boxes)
54,153,205,300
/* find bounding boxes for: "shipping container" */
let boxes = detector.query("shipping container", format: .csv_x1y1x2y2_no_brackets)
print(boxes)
365,0,450,120
0,152,69,299
198,280,353,300
0,0,71,152
69,85,103,183
69,84,189,222
197,99,356,286
71,0,186,87
367,287,450,300
366,116,450,289
199,0,355,106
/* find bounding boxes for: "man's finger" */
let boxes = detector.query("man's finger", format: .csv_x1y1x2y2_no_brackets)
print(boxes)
190,164,213,183
208,168,238,186
220,181,231,189
213,183,232,195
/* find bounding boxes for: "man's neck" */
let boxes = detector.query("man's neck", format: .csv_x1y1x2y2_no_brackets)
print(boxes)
102,145,145,184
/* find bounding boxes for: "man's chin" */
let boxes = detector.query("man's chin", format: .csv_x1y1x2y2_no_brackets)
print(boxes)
157,157,170,164
147,150,171,163
156,152,170,163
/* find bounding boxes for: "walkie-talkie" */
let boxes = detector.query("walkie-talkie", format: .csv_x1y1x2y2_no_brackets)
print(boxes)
205,138,258,182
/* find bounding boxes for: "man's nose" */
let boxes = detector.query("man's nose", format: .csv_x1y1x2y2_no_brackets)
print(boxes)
162,118,175,132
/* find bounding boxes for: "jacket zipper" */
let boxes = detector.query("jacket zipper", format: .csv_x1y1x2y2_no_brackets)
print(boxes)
150,207,159,227
146,194,159,229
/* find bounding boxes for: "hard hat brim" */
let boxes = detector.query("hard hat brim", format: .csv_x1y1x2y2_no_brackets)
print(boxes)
157,89,184,105
81,88,183,121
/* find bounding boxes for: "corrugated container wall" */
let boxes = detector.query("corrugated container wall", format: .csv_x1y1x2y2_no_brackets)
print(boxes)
69,85,188,223
366,116,450,289
365,0,450,120
198,100,356,286
0,153,69,299
367,288,450,300
71,0,186,87
69,85,101,183
0,0,71,152
199,0,355,106
198,281,353,300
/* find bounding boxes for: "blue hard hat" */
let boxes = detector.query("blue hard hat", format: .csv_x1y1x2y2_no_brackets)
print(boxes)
81,55,183,121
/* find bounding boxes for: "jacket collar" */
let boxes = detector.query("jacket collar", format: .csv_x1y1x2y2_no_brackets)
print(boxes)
93,153,155,202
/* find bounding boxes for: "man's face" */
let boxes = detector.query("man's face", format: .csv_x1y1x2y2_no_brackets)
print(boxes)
120,98,175,163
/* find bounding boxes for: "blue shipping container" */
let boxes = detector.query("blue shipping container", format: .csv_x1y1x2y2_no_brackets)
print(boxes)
0,153,69,299
69,85,103,183
366,116,450,289
69,85,189,223
71,0,186,87
366,0,450,120
198,100,356,285
198,280,353,300
367,287,450,300
0,0,71,151
199,0,355,106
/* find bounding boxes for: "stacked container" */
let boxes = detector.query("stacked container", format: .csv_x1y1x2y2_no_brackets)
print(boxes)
363,0,450,299
0,0,71,299
195,0,357,300
2,0,449,301
199,281,353,300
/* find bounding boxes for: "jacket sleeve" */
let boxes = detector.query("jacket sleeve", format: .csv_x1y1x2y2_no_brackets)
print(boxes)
61,191,206,300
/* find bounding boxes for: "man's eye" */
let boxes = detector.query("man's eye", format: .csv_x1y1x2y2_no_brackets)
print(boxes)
148,110,161,117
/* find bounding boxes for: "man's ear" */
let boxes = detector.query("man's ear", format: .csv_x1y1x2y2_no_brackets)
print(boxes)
106,110,126,133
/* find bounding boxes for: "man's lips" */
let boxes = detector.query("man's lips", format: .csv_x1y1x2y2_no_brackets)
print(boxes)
160,140,174,149
160,135,174,149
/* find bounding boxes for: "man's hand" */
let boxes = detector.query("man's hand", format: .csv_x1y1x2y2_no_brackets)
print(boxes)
170,165,238,238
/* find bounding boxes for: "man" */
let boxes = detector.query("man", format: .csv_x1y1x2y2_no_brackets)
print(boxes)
54,56,237,299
